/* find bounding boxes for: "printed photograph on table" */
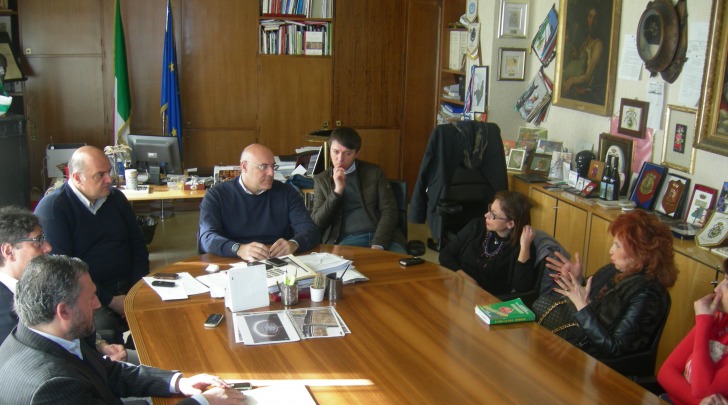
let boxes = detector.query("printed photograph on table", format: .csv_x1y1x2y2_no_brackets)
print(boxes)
528,153,551,175
630,162,668,210
499,0,529,38
553,0,622,116
685,184,718,227
661,105,697,173
717,182,728,213
498,48,527,81
535,139,563,154
587,160,605,182
470,66,489,113
617,98,650,139
654,173,690,218
598,133,634,196
507,149,527,171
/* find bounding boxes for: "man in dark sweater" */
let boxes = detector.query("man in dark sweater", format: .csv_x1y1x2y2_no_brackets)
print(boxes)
199,143,320,260
34,146,149,346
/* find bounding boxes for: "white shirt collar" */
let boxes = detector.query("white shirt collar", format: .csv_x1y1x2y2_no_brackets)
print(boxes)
238,176,267,196
29,328,83,360
344,161,357,175
68,180,107,214
0,271,17,294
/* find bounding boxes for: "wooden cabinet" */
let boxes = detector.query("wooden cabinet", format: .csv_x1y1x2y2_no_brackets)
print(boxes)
529,188,557,235
585,214,612,277
554,200,588,262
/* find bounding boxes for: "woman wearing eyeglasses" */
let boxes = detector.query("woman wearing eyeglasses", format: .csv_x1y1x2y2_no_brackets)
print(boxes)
439,190,537,295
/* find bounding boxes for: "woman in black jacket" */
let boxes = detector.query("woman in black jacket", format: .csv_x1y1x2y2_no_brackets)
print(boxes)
545,209,678,358
439,190,537,296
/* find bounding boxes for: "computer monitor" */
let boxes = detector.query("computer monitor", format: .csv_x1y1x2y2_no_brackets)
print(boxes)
128,134,183,184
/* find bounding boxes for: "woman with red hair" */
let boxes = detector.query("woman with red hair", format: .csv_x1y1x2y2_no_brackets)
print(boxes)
545,210,678,358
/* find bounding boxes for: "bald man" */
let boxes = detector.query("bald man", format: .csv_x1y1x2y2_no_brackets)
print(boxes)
34,146,149,346
199,144,320,260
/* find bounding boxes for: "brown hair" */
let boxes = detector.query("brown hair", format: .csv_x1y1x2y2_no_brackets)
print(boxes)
493,190,531,245
608,210,678,288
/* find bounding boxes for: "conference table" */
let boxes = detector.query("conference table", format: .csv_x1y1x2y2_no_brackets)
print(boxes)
126,245,662,404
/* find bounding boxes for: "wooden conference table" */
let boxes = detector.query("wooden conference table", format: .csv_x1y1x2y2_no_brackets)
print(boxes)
120,185,207,202
126,246,662,404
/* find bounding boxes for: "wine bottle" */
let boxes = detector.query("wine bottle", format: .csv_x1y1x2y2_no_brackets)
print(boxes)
599,155,612,199
606,156,620,201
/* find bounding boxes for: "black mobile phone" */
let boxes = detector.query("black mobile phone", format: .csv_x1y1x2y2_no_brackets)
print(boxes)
204,313,224,328
230,382,252,391
153,272,179,280
151,280,176,288
248,261,273,270
399,257,425,267
266,257,288,267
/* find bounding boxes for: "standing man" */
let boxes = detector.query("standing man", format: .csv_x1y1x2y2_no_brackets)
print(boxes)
199,143,320,260
311,127,406,253
0,255,244,404
34,145,149,346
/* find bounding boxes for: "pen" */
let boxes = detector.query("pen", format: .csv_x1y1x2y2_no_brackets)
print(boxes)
338,264,351,280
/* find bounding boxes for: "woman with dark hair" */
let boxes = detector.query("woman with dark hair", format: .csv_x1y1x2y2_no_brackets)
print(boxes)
545,209,678,358
439,190,537,295
657,258,728,405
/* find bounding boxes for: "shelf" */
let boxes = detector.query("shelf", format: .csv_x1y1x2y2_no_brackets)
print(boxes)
0,9,16,16
442,68,465,75
440,97,463,106
260,15,333,22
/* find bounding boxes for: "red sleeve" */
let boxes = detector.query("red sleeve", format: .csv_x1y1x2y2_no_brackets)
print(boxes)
689,315,728,399
658,321,699,405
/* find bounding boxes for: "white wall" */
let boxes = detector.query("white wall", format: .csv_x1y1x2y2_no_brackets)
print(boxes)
478,0,727,192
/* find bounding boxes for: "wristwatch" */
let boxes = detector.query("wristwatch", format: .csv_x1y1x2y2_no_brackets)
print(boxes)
231,243,241,255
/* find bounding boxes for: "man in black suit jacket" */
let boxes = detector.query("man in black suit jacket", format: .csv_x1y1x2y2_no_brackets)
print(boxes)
0,255,244,404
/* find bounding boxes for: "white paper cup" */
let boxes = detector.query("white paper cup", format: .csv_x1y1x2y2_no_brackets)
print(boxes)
310,287,325,303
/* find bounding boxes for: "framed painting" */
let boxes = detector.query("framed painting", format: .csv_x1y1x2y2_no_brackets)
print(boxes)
695,0,728,157
587,160,605,182
470,66,489,113
630,162,668,210
552,0,621,116
654,173,691,218
498,48,526,81
507,149,527,171
685,184,718,226
618,98,649,139
661,105,697,174
598,133,634,196
499,0,529,38
528,153,551,175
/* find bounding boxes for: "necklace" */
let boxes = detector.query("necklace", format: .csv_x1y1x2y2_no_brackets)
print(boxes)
482,231,508,258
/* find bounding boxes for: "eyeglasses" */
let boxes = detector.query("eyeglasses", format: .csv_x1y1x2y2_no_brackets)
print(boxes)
15,233,45,248
486,204,509,221
247,162,279,172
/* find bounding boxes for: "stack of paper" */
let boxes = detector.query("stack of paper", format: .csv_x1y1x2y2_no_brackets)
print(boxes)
294,252,368,284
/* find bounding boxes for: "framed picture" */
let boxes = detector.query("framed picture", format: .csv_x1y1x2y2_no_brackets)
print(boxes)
696,212,728,248
507,149,526,171
497,48,526,81
552,0,621,116
587,160,605,182
470,66,488,114
535,139,563,154
661,105,697,174
0,33,25,81
598,133,634,196
685,184,718,226
717,181,728,213
630,162,668,210
618,98,650,139
654,173,691,218
499,0,529,38
695,0,728,157
528,153,551,175
518,126,548,141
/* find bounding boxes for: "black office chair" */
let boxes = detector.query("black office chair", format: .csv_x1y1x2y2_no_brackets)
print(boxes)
389,179,425,256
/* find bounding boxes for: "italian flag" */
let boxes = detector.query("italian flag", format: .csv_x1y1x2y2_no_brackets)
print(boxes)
114,0,131,145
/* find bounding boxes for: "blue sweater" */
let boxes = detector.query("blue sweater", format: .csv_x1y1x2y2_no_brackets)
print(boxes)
34,184,149,305
199,179,320,256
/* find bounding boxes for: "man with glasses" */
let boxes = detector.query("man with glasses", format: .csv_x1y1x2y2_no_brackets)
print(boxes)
199,143,320,260
34,146,149,347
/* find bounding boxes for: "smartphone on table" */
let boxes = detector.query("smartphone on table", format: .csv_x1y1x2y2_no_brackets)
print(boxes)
153,272,179,280
204,313,224,328
265,257,288,267
151,280,176,288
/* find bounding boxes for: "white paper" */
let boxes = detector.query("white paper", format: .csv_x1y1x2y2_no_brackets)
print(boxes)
142,277,188,301
196,271,229,298
242,384,316,405
617,35,642,81
291,164,307,176
177,272,210,295
678,22,709,106
225,265,269,312
647,81,665,130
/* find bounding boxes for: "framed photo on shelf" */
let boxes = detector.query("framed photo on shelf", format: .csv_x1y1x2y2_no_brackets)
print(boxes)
528,153,551,175
499,0,529,38
717,181,728,213
654,173,691,218
507,149,527,171
661,105,697,174
535,139,563,154
685,184,718,226
587,160,605,182
552,0,621,116
630,162,668,210
497,48,526,81
696,211,728,248
0,33,25,81
618,98,650,139
470,66,489,113
598,133,634,196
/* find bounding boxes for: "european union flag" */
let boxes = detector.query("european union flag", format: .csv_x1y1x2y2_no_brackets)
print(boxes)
160,0,182,159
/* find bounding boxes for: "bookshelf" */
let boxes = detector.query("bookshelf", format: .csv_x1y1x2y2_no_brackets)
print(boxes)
259,0,334,55
436,1,466,124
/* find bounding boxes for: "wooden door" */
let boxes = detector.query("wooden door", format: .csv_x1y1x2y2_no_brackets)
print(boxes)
530,189,557,235
554,201,587,261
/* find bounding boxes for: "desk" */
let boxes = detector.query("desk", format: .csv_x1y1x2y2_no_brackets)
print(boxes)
121,185,207,202
126,246,660,404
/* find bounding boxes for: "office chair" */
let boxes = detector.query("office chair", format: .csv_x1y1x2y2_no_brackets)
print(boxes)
196,229,205,255
389,179,425,256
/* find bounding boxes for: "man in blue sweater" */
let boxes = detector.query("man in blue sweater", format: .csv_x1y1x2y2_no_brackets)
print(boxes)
34,146,149,346
200,143,320,260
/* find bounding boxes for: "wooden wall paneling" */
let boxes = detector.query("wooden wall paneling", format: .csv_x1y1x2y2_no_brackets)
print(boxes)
401,0,440,193
333,0,405,128
183,129,257,169
355,128,401,180
18,0,102,55
258,56,332,155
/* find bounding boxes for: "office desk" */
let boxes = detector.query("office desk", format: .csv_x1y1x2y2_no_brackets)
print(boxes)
120,185,206,202
126,246,660,404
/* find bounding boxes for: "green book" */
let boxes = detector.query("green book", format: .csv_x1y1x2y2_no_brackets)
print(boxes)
474,298,535,325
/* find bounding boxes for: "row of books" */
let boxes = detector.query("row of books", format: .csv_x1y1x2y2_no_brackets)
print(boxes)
440,102,464,120
260,0,333,19
260,21,331,55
